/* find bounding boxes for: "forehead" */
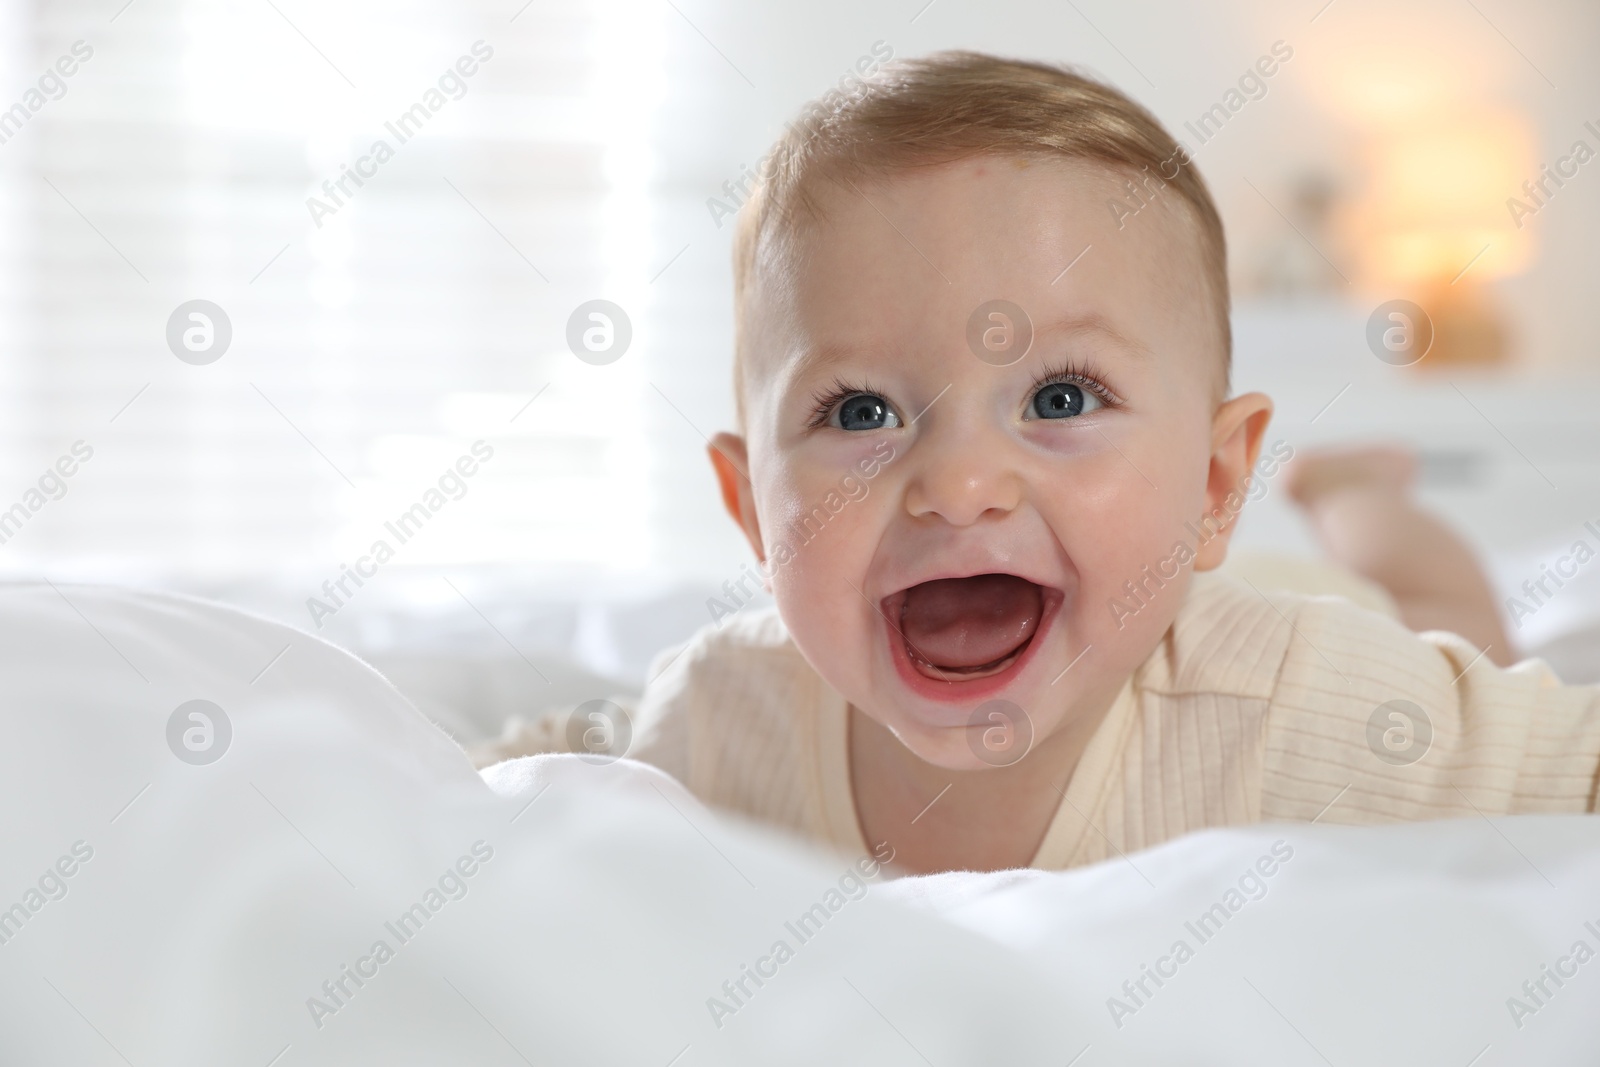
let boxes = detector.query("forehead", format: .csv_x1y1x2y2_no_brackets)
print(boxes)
745,155,1221,396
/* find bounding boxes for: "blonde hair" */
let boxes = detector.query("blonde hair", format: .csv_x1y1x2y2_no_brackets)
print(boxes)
731,50,1230,421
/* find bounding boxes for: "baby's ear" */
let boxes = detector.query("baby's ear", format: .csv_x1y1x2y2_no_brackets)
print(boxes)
1193,392,1273,572
708,433,766,565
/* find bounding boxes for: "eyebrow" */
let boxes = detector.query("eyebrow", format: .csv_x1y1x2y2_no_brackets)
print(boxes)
1032,313,1153,362
788,340,868,380
789,311,1152,379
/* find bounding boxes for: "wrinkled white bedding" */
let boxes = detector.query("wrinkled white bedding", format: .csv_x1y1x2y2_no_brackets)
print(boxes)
2,581,1596,1064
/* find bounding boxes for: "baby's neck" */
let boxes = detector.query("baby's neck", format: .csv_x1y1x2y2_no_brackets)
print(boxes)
848,691,1118,875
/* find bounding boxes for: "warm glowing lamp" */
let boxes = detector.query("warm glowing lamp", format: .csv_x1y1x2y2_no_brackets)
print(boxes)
1350,110,1535,367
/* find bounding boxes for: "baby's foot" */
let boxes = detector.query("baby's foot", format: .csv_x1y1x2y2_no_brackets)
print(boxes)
1282,445,1418,509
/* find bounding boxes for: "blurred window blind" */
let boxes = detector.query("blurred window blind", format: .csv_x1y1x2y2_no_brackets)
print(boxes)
0,0,685,582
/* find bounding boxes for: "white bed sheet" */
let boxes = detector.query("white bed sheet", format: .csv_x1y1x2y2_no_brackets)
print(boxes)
3,581,1596,1064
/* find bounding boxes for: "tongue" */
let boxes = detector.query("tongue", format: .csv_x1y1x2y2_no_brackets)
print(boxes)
899,574,1043,671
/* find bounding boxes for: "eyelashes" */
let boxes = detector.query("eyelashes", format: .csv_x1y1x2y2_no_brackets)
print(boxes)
1029,359,1124,409
806,360,1123,428
807,376,896,428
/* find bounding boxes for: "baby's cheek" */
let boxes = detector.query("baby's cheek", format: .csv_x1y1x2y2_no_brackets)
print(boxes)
758,474,883,656
769,535,883,708
767,499,872,602
1055,473,1198,653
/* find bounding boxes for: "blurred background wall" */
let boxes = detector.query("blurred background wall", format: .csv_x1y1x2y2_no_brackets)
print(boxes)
2,0,1598,733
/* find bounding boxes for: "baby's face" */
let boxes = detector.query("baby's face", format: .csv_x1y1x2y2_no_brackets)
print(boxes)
725,156,1265,770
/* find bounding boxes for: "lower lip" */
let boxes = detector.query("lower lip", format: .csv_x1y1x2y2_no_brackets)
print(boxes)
881,587,1064,715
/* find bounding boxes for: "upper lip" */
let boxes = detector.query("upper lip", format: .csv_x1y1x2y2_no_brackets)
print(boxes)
872,553,1062,604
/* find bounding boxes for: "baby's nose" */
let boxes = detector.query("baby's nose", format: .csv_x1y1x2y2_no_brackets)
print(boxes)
902,417,1024,526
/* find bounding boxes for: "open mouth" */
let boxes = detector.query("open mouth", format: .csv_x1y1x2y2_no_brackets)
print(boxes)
881,573,1061,697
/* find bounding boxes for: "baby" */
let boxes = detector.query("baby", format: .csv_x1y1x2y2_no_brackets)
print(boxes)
558,53,1600,874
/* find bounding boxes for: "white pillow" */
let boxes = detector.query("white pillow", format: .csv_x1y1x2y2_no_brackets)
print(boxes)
0,582,1072,1064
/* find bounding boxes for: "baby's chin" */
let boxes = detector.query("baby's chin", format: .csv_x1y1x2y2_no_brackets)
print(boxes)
894,727,1016,772
864,689,1058,772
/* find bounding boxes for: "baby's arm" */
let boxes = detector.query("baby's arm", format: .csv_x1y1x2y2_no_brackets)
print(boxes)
464,650,688,778
1284,446,1515,666
1260,591,1600,824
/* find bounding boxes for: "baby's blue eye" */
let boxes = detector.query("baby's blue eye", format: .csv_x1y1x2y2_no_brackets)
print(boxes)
1031,381,1101,419
836,394,901,431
